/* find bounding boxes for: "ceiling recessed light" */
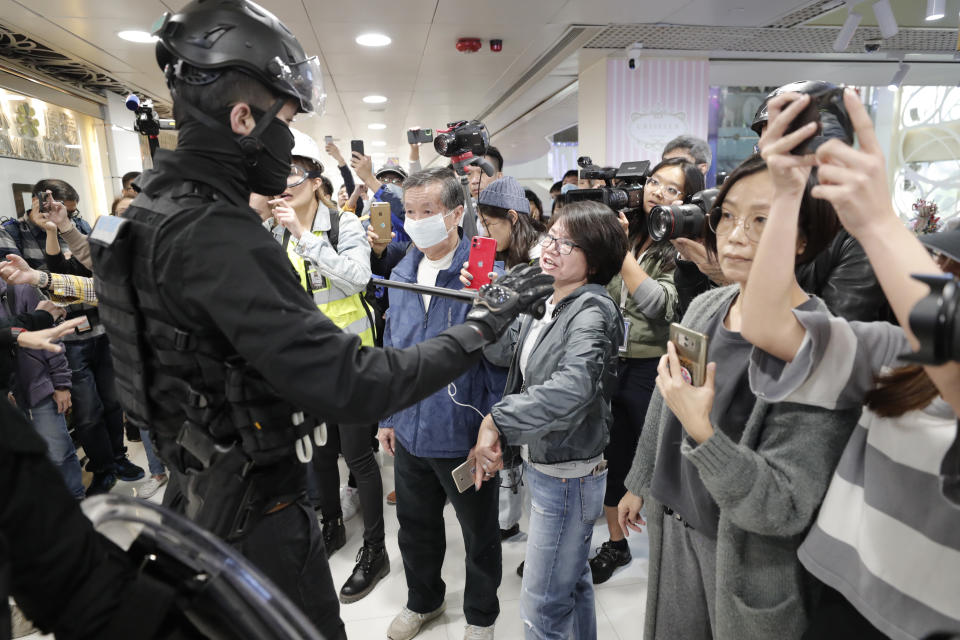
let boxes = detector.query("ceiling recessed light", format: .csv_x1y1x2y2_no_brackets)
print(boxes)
372,141,387,147
118,30,158,43
363,95,388,104
356,33,391,47
925,0,945,20
368,123,387,130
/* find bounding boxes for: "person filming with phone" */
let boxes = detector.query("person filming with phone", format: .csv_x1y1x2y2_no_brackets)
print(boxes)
376,167,507,640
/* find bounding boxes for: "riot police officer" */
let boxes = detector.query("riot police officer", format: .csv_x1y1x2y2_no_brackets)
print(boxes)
87,2,552,638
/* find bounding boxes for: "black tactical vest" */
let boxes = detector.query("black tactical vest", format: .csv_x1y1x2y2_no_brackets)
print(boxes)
88,176,317,540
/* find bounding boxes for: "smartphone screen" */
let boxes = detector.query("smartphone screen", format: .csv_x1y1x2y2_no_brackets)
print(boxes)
324,135,333,144
370,202,391,242
350,139,364,157
466,236,497,290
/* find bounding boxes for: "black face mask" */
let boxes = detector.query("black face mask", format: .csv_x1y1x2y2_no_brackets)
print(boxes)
175,94,295,196
242,105,295,196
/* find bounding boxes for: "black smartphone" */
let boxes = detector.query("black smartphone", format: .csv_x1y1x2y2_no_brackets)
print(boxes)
350,139,364,157
785,87,847,155
407,128,433,145
34,191,50,213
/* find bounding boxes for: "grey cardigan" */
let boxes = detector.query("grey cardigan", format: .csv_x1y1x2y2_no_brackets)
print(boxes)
624,285,860,640
491,284,622,464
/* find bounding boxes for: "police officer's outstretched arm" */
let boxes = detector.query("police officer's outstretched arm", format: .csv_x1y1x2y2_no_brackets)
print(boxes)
179,214,552,425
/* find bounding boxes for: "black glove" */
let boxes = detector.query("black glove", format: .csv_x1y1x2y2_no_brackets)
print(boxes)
465,264,554,341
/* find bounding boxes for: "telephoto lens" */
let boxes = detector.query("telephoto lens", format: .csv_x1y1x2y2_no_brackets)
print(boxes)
647,188,719,242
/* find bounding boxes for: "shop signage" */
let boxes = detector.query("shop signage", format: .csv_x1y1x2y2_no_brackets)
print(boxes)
0,92,82,166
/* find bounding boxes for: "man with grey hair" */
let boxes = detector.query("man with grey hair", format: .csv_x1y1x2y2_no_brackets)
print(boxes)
662,134,712,175
378,167,505,640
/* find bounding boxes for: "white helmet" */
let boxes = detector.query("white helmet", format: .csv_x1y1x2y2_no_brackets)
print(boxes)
291,128,324,173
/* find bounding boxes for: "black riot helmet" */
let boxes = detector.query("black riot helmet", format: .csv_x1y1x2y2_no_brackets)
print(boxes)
153,0,325,115
751,80,852,144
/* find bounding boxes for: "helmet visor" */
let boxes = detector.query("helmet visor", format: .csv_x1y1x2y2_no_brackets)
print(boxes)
275,55,326,116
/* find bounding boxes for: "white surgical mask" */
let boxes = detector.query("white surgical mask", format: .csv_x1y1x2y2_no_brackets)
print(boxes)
405,210,453,249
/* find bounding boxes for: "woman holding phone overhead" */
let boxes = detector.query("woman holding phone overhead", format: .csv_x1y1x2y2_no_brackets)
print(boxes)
616,147,861,639
471,201,627,640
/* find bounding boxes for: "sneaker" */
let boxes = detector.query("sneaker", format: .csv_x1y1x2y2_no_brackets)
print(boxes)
340,485,361,521
86,471,117,496
589,540,632,584
464,624,495,640
500,523,520,541
114,455,145,482
386,490,397,505
322,515,346,558
136,473,168,499
339,542,389,603
387,604,445,640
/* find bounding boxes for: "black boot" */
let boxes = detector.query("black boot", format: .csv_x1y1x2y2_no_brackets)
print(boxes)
339,542,389,604
322,515,346,558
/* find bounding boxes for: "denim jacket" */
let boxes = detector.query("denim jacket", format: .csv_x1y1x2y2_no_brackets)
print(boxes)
491,284,623,464
381,235,506,458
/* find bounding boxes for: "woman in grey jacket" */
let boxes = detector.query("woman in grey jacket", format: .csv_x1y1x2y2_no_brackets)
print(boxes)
617,154,861,640
471,200,627,640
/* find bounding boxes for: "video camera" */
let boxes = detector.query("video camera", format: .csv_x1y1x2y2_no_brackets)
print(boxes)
125,93,175,157
433,120,489,160
648,188,720,242
561,156,650,210
902,274,960,364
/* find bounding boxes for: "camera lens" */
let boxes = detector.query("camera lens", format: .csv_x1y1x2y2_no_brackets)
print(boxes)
433,132,454,156
647,204,706,241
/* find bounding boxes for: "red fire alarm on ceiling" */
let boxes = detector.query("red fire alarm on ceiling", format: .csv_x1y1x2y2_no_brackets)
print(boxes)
456,38,482,53
490,39,503,52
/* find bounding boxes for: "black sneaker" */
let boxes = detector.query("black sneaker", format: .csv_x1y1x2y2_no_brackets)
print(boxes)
322,516,346,558
500,523,520,541
339,543,390,604
114,456,145,482
589,540,632,584
86,472,117,496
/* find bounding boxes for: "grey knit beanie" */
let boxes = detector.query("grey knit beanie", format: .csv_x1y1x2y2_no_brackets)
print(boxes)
478,176,530,214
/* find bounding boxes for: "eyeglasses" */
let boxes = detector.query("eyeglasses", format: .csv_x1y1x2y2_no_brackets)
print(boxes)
380,175,403,186
287,165,309,188
539,234,580,255
708,210,767,243
645,176,682,200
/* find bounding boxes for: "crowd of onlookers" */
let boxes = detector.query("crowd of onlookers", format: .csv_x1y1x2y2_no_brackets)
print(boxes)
5,82,960,640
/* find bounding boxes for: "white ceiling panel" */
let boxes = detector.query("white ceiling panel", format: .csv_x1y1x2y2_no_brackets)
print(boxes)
323,51,423,76
661,0,816,27
433,0,568,25
6,0,170,21
304,0,439,25
304,22,432,55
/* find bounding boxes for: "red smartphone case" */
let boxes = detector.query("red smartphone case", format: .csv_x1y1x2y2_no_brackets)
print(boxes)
466,236,497,290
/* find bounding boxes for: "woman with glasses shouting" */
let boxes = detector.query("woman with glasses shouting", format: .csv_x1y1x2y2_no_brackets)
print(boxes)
590,157,705,585
617,153,859,640
470,200,627,639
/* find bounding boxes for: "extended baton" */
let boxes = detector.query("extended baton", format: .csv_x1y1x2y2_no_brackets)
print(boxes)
373,278,478,303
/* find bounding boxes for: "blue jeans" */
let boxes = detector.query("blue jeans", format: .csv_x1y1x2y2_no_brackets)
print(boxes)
29,396,85,498
139,429,166,476
65,335,125,474
520,463,607,640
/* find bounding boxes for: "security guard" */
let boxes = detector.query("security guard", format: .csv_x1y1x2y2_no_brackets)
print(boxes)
86,1,552,638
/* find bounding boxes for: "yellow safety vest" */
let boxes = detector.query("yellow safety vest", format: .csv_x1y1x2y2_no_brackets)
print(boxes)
283,229,374,347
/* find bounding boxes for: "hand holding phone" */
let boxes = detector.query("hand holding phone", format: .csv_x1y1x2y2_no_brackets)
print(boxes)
451,457,478,494
784,86,847,155
465,236,497,290
407,128,434,145
370,202,392,242
668,323,709,386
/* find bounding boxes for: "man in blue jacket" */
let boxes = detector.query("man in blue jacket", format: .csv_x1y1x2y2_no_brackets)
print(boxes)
378,167,505,640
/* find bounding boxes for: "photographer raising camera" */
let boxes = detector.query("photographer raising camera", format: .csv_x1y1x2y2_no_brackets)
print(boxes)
591,157,704,584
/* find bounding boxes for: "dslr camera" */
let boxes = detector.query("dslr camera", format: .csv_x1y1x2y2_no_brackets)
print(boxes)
902,273,960,364
561,156,649,210
433,120,489,159
647,188,720,242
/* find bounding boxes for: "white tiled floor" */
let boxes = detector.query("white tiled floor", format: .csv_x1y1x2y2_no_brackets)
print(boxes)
23,441,649,639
